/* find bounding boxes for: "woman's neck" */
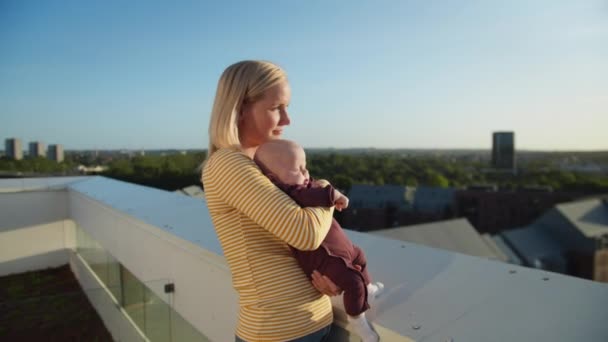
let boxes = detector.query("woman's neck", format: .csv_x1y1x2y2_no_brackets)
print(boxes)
240,145,257,159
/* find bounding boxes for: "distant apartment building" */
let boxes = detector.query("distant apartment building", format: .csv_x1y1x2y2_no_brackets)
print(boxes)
29,141,46,158
48,144,64,162
343,185,447,231
454,188,578,234
5,138,23,160
413,186,456,214
349,184,414,210
492,131,515,170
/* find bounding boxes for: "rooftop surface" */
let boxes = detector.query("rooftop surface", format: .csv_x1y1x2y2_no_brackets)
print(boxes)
2,176,608,341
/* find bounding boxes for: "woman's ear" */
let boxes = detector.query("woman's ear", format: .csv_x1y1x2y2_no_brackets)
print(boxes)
240,99,251,120
238,107,245,123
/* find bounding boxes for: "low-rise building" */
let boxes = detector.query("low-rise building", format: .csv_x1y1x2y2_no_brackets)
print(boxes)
501,197,608,281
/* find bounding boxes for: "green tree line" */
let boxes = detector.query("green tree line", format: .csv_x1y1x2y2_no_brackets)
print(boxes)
3,151,608,195
306,153,608,194
104,152,207,190
0,157,76,174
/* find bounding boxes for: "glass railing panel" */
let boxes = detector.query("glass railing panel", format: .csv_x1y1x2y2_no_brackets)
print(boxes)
107,254,122,302
141,279,211,342
120,266,146,332
143,279,172,342
73,225,211,341
83,286,147,342
170,304,212,342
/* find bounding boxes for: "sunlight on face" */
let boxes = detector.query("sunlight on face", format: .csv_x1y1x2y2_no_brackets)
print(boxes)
276,144,310,186
239,82,291,148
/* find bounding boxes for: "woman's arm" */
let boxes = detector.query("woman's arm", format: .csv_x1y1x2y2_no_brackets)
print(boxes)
281,183,335,208
203,149,334,251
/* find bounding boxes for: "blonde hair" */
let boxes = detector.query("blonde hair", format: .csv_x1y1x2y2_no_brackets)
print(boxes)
207,60,287,158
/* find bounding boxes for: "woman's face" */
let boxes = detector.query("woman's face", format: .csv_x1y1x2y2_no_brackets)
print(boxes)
239,81,291,148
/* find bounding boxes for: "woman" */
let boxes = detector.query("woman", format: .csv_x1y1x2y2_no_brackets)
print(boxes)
202,60,341,342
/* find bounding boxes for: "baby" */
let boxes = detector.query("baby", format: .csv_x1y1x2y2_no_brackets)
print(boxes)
254,139,384,342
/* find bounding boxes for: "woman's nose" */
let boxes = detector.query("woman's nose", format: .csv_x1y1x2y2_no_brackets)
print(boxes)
280,109,290,126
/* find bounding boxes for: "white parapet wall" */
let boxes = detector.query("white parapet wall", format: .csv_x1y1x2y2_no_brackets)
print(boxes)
68,188,238,342
0,186,149,342
0,190,72,276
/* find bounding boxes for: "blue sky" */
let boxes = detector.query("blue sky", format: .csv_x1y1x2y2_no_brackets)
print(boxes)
1,0,606,151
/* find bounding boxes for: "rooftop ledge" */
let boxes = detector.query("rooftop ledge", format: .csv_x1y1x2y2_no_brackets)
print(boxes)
1,176,607,341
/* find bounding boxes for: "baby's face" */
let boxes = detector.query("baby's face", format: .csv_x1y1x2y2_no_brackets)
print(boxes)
275,146,310,186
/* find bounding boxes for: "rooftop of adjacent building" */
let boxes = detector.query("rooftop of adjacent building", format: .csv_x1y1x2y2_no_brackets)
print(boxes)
372,218,508,261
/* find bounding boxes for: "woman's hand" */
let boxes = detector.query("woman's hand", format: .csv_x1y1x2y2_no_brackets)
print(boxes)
311,270,342,296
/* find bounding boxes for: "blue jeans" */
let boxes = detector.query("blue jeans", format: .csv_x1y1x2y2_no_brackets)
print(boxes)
235,324,332,342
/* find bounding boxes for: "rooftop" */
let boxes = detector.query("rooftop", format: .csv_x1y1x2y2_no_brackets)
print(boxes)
555,198,608,238
371,218,507,261
2,176,608,341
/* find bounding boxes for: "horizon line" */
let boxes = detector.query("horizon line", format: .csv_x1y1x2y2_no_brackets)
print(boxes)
4,147,607,153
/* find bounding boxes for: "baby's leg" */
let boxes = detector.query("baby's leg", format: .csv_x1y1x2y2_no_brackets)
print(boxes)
353,245,384,305
352,245,371,284
321,257,368,316
321,258,378,342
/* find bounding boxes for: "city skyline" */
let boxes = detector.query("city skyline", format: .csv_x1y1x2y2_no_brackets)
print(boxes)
1,1,607,151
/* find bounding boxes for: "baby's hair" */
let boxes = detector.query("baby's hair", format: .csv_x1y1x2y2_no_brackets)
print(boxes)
254,139,302,177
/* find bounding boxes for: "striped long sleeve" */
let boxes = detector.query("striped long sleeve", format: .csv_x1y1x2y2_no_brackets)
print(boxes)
202,148,334,342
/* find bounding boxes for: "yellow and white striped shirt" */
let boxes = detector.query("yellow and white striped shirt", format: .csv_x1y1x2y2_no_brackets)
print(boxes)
203,148,334,341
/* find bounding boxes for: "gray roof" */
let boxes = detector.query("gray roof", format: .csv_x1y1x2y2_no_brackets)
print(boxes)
500,225,565,268
486,234,523,265
555,198,608,238
371,218,506,260
479,233,511,262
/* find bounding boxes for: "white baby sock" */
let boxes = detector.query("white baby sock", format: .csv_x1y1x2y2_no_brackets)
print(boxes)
348,313,379,342
367,282,384,307
367,282,384,297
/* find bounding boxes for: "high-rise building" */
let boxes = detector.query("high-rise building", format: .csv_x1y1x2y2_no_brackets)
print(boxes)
48,144,64,162
5,138,23,160
492,132,515,170
29,141,46,158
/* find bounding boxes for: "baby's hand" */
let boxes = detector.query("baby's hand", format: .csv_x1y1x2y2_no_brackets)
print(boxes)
310,180,324,188
333,189,349,211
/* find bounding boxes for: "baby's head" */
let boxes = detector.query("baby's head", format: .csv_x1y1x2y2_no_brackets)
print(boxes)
254,139,310,186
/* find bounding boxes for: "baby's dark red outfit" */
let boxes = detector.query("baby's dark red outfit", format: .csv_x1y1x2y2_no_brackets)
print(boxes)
274,180,372,316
